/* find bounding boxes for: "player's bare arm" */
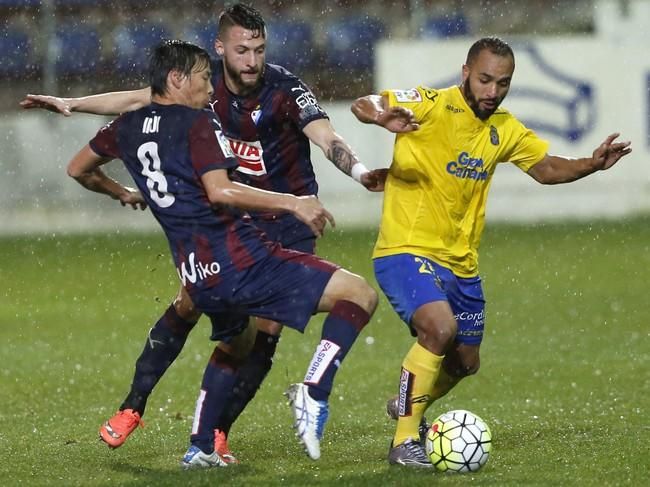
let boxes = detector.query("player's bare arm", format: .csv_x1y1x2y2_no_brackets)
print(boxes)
67,145,147,210
20,88,151,116
528,133,632,184
201,168,334,237
302,118,386,191
351,94,420,133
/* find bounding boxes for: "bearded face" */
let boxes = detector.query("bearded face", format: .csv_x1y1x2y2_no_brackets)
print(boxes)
461,49,514,121
216,25,266,96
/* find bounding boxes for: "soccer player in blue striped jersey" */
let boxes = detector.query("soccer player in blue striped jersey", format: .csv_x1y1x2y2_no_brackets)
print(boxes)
67,39,377,467
352,36,632,468
22,4,385,461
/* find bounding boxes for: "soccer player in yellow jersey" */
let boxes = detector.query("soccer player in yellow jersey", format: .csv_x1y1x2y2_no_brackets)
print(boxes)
351,36,632,468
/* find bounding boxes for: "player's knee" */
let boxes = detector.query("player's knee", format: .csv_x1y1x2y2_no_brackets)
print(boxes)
414,317,457,353
327,270,378,315
255,318,283,336
223,320,259,359
361,282,379,315
173,288,201,322
350,278,377,315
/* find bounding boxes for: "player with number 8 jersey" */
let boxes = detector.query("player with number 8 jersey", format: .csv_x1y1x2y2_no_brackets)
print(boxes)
90,105,277,301
68,40,377,466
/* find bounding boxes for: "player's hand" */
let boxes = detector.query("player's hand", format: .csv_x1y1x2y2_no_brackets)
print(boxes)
293,195,335,237
376,106,419,133
118,187,147,210
360,168,389,192
19,94,72,116
591,133,632,171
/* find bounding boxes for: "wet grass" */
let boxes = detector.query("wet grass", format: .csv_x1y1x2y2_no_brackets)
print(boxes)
1,218,648,486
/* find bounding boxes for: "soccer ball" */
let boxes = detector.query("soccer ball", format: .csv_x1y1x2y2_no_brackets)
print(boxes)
425,409,492,473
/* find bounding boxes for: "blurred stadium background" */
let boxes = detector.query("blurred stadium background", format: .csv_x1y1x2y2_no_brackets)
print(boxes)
1,0,649,233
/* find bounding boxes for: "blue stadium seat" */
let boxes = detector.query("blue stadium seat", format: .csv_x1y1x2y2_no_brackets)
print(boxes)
182,21,218,51
265,20,313,70
112,22,171,74
0,27,32,77
53,25,102,75
0,0,40,5
421,14,469,38
324,17,385,70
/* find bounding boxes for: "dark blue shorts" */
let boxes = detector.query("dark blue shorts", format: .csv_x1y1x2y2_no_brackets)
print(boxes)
251,212,316,254
373,253,485,345
199,213,316,341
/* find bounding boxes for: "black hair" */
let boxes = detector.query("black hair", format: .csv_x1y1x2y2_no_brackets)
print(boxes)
218,3,266,39
466,36,514,65
149,39,211,97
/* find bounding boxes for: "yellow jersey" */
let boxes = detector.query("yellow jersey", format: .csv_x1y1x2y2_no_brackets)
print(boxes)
373,85,549,277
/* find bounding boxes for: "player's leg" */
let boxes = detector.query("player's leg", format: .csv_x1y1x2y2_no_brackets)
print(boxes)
389,300,457,462
99,285,201,448
373,254,459,467
286,267,377,460
213,318,282,463
424,270,484,404
214,216,313,458
182,312,254,468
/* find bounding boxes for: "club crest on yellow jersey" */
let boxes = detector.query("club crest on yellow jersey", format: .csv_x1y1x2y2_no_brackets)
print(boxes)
490,125,500,145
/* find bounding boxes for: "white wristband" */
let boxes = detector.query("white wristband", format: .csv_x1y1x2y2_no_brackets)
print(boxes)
351,162,369,183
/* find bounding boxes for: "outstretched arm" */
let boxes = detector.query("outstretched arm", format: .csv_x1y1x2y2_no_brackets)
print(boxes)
351,94,420,133
20,88,151,116
302,118,387,192
67,145,146,210
201,168,334,237
528,133,632,184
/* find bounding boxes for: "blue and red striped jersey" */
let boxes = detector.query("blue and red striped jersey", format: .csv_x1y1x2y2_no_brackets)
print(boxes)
89,103,273,294
208,62,328,202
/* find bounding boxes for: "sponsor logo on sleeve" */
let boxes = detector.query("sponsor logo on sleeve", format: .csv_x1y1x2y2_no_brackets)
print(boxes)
215,130,235,158
292,85,325,120
393,89,423,103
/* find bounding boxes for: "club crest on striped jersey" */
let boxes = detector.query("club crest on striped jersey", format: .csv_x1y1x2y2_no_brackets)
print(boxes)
251,106,262,125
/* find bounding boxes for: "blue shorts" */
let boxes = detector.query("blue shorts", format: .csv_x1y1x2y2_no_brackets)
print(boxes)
373,254,485,345
203,214,319,340
250,213,317,254
191,243,337,341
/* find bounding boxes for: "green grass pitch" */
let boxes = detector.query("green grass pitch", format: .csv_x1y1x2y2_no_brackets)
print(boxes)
1,218,648,486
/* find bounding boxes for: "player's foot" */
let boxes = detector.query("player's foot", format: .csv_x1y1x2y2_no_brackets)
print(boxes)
99,408,144,448
285,383,329,460
214,428,239,464
181,445,228,469
388,437,433,468
385,396,430,444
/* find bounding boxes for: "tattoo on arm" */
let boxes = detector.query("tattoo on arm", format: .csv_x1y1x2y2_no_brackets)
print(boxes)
327,139,359,176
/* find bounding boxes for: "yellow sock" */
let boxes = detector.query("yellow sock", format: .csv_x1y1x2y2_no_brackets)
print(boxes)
431,364,460,402
393,342,443,446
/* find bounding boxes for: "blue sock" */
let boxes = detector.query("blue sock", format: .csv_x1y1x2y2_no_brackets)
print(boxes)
190,346,240,453
216,331,279,436
304,301,369,401
121,304,197,414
